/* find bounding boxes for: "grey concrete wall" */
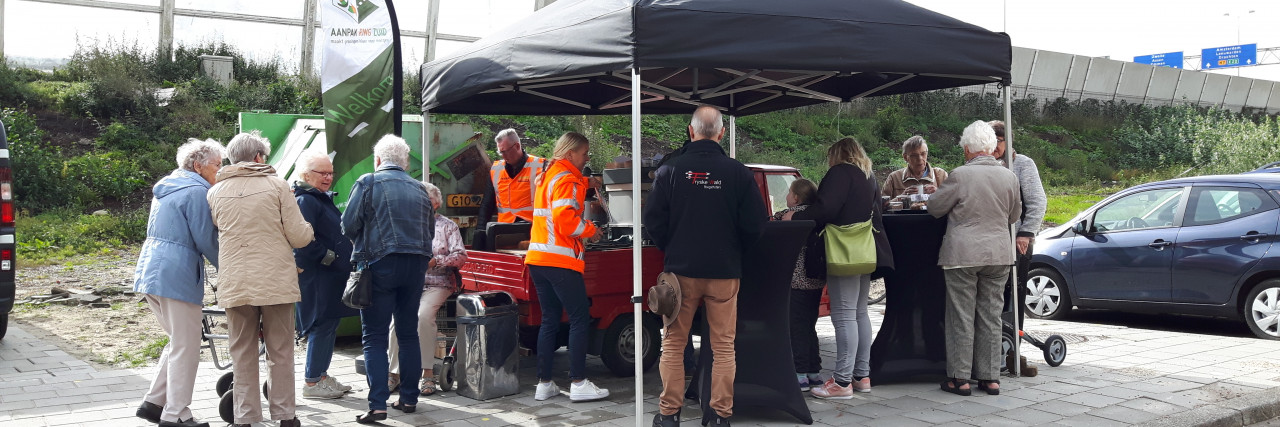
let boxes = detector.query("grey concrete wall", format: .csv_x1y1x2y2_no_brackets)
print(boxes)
1223,77,1252,107
1116,63,1153,99
990,47,1279,114
1082,57,1125,98
1245,81,1272,110
1174,71,1207,104
1147,67,1182,105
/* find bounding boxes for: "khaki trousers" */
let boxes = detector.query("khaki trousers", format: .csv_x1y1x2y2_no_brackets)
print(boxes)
226,303,296,423
943,265,1009,381
659,275,739,418
142,295,202,423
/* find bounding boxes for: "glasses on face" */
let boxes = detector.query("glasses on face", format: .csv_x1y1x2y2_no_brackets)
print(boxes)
311,170,335,178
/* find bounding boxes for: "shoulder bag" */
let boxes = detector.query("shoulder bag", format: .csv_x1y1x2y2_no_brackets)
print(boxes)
820,208,878,276
342,173,376,309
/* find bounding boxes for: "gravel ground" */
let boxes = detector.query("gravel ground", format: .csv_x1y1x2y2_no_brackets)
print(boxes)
11,248,222,368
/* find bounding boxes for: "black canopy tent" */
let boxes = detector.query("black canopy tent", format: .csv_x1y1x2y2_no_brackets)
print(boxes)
420,0,1015,423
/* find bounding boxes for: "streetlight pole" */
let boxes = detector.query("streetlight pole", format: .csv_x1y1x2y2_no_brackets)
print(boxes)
1224,10,1254,76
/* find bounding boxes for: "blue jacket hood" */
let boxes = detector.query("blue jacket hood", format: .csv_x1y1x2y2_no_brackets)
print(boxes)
153,169,212,199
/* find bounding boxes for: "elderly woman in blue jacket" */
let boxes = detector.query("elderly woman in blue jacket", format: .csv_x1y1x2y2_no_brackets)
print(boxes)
293,151,357,399
132,138,223,427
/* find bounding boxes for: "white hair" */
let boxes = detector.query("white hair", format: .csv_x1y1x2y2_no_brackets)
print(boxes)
494,128,520,145
374,134,411,168
295,150,331,175
422,182,442,207
959,120,997,154
226,131,271,163
690,106,724,140
176,138,225,171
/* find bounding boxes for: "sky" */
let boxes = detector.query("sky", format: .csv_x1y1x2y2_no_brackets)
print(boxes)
3,0,1279,81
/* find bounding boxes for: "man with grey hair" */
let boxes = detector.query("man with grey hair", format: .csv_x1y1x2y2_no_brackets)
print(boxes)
208,131,314,427
342,134,434,423
927,120,1021,397
133,138,224,427
645,105,766,427
292,151,357,400
478,128,545,234
989,120,1046,330
882,135,948,198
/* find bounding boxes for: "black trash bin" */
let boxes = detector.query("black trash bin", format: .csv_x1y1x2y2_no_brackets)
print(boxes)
455,291,519,400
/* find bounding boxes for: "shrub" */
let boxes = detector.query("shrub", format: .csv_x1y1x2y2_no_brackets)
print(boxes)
63,151,149,200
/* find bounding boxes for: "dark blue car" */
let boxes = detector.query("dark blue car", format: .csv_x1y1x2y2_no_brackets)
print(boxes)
1028,173,1280,340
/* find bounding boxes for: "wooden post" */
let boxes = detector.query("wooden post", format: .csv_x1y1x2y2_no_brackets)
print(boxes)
425,0,440,62
159,0,174,59
301,0,317,80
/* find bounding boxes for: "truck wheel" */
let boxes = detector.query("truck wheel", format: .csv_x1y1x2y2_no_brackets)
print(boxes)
601,314,661,377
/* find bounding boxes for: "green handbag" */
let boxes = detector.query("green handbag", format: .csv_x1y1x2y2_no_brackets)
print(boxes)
821,215,878,276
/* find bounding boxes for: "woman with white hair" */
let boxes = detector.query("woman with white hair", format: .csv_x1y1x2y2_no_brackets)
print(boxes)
927,120,1022,396
387,181,468,396
341,134,435,423
133,138,224,427
292,151,357,400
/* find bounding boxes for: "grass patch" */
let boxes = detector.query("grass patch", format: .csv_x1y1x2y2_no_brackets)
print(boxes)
113,336,169,367
16,208,147,265
1045,194,1104,226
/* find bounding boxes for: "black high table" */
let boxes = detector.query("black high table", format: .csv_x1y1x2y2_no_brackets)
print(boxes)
868,211,949,383
688,221,814,424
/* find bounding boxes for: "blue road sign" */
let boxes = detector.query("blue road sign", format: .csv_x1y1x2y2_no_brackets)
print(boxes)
1134,52,1184,69
1202,43,1257,69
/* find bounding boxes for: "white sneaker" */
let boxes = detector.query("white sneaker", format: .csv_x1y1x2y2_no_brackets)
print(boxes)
321,376,352,392
535,381,562,401
569,379,610,402
302,380,344,399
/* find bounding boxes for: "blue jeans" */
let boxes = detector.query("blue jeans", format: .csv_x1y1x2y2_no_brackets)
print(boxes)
360,254,428,410
828,274,872,385
530,265,591,382
303,316,340,383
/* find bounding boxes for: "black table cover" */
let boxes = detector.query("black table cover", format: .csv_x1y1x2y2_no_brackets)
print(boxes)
869,212,949,383
691,220,813,424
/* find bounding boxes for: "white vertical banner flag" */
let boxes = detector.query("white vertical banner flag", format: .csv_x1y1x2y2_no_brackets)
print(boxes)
321,0,402,207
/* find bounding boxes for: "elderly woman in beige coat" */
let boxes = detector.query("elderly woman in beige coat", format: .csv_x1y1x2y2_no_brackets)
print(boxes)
207,131,314,427
927,120,1021,397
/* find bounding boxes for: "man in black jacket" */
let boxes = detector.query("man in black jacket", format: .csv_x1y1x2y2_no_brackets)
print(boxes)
645,105,766,427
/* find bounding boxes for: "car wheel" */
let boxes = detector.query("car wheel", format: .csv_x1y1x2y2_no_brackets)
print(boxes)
1025,268,1072,320
1244,279,1280,340
0,314,8,341
600,314,661,377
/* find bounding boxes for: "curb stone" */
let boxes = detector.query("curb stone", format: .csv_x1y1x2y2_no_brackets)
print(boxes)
1137,386,1280,427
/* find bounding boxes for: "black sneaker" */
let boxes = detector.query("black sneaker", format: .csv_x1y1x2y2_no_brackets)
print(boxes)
653,411,680,427
135,401,162,423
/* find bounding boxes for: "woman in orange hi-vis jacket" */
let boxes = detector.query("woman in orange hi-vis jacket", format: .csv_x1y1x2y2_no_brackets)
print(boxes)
524,132,611,403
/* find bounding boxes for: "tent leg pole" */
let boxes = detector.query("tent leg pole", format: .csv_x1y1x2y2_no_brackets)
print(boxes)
422,110,430,182
631,67,644,427
1003,85,1020,378
729,115,736,159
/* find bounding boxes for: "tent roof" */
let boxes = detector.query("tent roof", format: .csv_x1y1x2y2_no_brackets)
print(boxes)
420,0,1011,116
